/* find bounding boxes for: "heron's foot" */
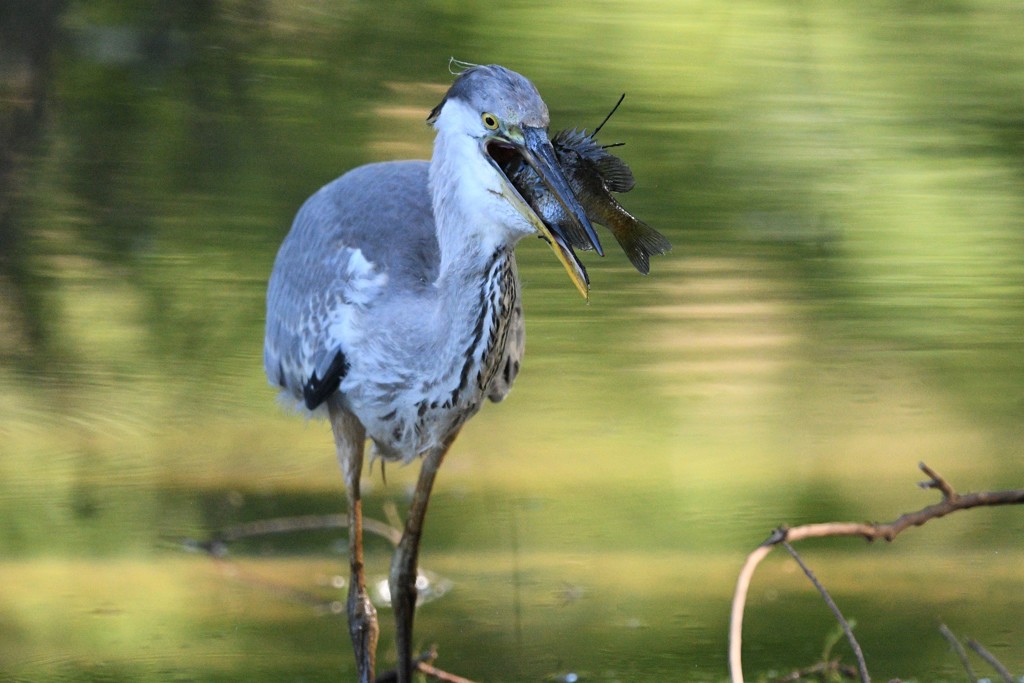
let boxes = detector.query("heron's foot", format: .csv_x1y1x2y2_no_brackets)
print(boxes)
348,582,379,683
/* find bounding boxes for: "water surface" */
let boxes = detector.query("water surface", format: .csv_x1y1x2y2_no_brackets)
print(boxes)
2,2,1022,681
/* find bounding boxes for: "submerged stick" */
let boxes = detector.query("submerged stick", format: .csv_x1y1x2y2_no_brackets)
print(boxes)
938,624,977,683
967,639,1016,683
782,542,869,683
181,512,403,556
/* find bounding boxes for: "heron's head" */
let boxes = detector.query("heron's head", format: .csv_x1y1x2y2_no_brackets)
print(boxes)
428,64,603,299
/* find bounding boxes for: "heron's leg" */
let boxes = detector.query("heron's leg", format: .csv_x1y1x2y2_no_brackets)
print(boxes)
328,403,379,683
389,434,457,683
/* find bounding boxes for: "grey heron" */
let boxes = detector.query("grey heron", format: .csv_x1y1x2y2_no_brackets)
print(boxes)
264,64,604,682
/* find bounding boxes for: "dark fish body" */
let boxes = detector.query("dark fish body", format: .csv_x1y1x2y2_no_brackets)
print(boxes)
509,127,671,275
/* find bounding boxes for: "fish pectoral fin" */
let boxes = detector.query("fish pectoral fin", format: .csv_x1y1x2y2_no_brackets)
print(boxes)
595,156,636,193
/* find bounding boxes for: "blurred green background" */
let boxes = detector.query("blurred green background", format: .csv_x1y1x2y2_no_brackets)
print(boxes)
1,1,1022,681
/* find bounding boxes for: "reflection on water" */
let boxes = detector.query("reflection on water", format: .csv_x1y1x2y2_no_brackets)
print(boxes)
2,2,1023,681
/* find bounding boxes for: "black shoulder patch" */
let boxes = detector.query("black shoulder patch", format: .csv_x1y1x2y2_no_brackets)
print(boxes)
302,350,349,410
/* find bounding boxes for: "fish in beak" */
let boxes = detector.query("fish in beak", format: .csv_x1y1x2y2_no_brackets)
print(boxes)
485,126,604,300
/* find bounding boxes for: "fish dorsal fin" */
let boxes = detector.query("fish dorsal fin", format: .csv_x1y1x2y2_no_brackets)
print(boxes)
552,128,636,193
553,128,598,156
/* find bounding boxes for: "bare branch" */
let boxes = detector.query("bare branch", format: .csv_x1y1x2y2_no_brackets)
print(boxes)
728,463,1024,683
782,464,1024,545
729,545,772,683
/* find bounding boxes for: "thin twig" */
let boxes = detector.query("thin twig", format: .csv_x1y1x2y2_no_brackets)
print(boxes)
918,462,957,500
967,639,1015,683
373,645,480,683
727,463,1024,683
782,542,869,683
416,661,480,683
938,624,977,683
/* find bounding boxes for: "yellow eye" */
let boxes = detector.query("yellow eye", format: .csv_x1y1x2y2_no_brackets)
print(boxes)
481,112,499,130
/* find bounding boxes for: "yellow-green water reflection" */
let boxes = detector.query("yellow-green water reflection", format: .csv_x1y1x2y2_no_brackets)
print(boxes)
2,1,1022,681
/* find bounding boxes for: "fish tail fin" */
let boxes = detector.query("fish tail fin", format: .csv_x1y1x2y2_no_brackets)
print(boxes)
605,206,672,275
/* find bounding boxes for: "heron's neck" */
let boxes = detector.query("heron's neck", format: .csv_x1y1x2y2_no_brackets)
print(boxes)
428,130,520,288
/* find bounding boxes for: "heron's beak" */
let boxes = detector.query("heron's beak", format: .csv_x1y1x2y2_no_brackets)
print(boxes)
487,126,603,300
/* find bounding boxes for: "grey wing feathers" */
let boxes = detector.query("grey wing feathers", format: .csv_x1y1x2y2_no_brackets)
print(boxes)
263,160,438,410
